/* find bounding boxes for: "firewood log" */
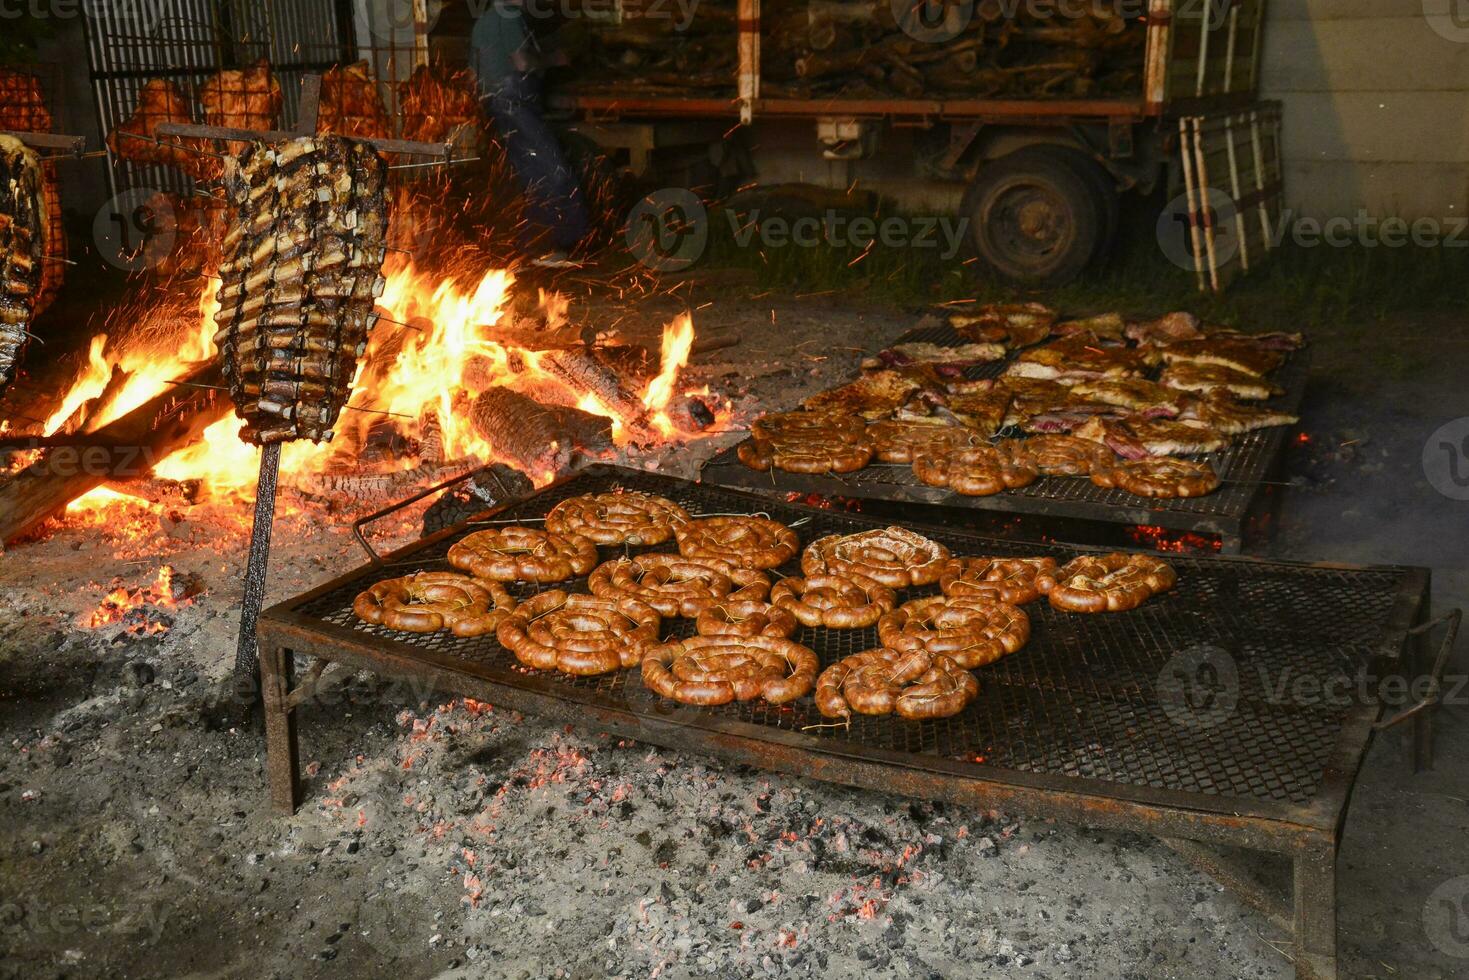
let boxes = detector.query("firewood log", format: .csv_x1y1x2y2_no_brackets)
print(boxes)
467,386,612,479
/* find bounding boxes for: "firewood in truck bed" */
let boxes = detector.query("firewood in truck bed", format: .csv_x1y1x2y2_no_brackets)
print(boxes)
0,134,46,396
212,135,390,446
557,0,1145,100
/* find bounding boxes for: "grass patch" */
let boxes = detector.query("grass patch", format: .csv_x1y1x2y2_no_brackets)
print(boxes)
695,197,1469,331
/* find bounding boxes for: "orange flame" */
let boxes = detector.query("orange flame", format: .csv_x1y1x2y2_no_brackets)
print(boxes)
52,260,711,514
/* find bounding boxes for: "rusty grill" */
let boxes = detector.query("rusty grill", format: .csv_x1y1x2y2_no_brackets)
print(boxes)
273,466,1419,810
699,322,1309,550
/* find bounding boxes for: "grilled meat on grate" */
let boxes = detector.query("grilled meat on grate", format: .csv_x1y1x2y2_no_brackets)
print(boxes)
0,135,47,394
212,135,389,445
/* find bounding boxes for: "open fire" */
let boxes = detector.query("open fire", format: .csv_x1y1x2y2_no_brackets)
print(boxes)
40,257,725,521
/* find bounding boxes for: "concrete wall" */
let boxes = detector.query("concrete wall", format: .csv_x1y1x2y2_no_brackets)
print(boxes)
1260,0,1469,219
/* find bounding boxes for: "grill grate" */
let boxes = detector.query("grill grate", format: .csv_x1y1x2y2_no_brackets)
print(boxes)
699,321,1308,543
287,468,1415,809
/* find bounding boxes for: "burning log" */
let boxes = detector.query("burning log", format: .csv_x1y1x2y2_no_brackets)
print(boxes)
539,348,659,443
0,363,230,547
467,386,612,479
53,364,130,436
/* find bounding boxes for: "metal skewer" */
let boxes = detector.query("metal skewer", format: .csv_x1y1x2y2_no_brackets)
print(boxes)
234,442,282,681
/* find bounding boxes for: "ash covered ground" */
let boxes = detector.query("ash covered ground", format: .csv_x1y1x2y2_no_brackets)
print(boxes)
2,296,1467,980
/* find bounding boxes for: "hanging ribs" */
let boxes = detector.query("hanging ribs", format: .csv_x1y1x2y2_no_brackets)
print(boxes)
212,135,390,445
0,134,47,395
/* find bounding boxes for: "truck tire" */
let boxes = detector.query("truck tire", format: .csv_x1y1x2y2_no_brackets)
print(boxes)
1049,146,1120,265
961,147,1104,286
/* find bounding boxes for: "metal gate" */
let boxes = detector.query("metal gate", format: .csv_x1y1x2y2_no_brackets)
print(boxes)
1178,101,1285,292
82,0,420,196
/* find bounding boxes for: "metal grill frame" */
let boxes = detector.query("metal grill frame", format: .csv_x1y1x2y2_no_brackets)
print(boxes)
258,465,1432,980
699,322,1309,553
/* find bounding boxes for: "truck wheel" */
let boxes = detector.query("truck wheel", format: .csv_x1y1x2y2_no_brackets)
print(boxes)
962,147,1103,286
1049,146,1120,265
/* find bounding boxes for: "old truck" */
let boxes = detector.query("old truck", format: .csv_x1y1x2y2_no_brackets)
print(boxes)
528,0,1283,289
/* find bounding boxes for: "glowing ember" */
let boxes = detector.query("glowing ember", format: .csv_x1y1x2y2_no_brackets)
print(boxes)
1124,524,1222,554
67,485,157,513
80,565,193,635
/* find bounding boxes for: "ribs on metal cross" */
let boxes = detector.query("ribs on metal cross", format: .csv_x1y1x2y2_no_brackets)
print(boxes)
175,74,455,693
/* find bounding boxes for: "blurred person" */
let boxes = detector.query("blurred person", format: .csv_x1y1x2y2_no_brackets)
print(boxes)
470,0,589,268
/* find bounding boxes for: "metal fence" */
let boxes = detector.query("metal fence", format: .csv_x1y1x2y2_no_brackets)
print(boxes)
83,0,426,196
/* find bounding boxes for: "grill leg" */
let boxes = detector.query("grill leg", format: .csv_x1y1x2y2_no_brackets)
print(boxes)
261,644,301,816
1292,843,1338,980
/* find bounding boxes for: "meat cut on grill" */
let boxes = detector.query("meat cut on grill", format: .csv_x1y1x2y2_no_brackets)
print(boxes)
862,341,1007,374
0,134,46,394
1067,378,1182,417
212,136,390,445
1158,361,1283,400
0,69,52,132
318,62,392,140
1124,311,1203,346
1006,333,1155,383
1182,392,1300,435
802,369,922,420
1159,337,1285,377
1053,312,1125,341
106,78,220,181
